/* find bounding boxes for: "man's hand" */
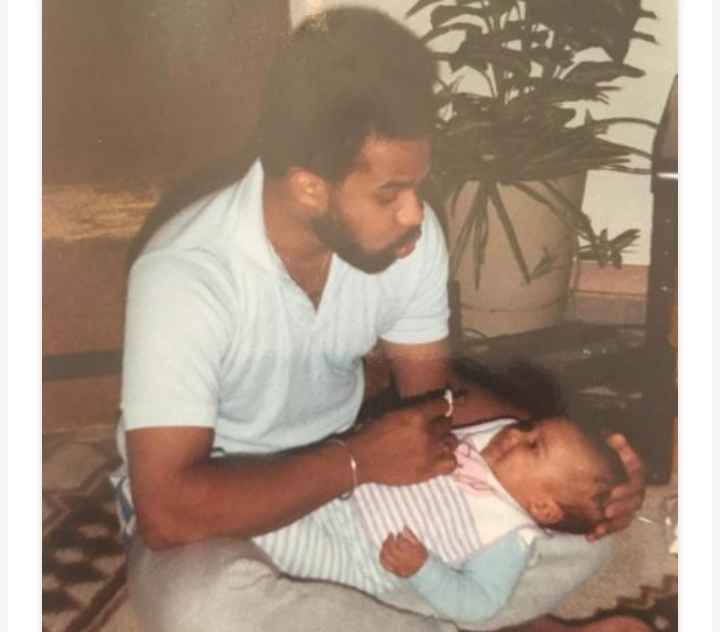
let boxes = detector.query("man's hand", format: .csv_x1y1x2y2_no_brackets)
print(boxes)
380,527,428,578
349,396,458,487
588,433,647,541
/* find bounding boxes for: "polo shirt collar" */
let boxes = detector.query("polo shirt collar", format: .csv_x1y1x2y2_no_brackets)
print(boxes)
233,159,286,276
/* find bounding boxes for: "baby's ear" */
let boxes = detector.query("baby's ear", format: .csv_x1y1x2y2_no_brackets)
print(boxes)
528,498,563,526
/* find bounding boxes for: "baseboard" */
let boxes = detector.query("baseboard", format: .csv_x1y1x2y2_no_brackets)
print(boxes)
43,375,120,433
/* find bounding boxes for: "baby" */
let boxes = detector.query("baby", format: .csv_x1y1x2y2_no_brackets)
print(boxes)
373,416,626,624
254,415,626,626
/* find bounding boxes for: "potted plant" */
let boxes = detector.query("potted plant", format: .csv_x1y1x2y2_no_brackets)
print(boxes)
408,0,657,336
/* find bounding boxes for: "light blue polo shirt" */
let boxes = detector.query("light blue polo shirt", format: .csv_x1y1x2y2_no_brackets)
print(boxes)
116,160,449,464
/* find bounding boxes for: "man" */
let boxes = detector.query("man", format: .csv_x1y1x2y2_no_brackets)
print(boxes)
113,8,646,632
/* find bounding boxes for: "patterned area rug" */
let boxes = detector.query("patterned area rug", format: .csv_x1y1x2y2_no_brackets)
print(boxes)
42,426,678,632
42,428,131,632
555,582,677,632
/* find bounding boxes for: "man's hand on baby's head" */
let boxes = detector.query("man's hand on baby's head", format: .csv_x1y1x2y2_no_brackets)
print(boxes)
379,528,428,578
587,433,646,541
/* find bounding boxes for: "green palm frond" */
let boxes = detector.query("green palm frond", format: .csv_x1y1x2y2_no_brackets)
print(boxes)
411,0,654,278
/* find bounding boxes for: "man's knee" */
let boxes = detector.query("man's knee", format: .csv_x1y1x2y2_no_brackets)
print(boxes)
127,535,279,632
466,535,615,631
585,534,614,573
530,532,616,599
538,532,613,566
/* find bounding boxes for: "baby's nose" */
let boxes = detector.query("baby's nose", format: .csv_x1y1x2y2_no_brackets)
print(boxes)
506,427,531,447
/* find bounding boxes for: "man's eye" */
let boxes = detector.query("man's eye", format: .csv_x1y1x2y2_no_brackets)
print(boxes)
376,194,397,206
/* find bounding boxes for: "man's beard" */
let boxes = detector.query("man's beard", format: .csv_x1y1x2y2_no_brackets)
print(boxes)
311,209,420,274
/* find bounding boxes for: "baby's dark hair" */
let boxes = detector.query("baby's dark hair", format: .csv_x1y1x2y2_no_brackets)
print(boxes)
550,424,628,535
258,7,437,181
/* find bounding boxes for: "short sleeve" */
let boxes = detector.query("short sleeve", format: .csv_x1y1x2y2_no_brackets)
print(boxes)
380,207,450,344
121,250,235,430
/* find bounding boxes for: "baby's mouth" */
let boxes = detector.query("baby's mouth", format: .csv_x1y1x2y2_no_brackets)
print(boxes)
480,434,502,465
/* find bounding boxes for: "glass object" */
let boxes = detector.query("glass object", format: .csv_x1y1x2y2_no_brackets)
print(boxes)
660,493,678,555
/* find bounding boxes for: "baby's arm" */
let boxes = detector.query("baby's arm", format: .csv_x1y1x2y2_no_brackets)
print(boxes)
380,529,530,624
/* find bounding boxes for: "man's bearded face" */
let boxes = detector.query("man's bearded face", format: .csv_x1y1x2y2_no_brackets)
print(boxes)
310,136,430,273
311,201,421,273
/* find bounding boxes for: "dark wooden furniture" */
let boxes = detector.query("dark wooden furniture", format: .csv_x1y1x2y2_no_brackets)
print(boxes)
636,74,678,482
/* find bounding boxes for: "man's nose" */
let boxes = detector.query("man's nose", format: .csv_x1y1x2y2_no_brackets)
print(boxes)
396,191,424,227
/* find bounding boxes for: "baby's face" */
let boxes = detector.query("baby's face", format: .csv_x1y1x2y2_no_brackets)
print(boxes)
481,418,609,522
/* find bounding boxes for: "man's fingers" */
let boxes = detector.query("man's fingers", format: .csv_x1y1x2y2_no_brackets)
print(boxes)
427,414,453,437
432,441,457,475
600,432,647,531
414,396,453,421
589,489,645,541
430,429,457,453
608,470,646,500
441,432,459,451
587,524,607,542
607,433,646,481
609,478,646,506
588,513,634,541
606,489,645,519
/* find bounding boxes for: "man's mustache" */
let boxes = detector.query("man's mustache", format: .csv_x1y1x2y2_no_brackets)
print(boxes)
396,226,422,248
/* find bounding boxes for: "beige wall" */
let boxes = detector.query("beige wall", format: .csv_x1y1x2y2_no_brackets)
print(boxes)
43,0,290,186
290,0,678,266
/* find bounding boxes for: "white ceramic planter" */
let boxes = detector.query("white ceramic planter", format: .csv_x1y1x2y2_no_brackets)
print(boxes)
446,173,587,337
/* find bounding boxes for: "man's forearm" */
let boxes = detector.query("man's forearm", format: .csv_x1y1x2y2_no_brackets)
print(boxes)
133,439,357,550
130,396,456,551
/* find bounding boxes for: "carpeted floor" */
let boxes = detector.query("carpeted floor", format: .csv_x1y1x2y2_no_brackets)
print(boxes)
42,425,677,632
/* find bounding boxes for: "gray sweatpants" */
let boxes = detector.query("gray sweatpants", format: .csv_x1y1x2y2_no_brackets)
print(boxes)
127,533,613,632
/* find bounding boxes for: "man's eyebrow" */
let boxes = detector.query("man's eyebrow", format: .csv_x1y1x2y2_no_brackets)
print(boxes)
377,166,432,191
378,179,415,191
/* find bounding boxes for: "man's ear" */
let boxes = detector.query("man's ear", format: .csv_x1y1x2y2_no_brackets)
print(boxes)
287,168,330,216
528,497,564,526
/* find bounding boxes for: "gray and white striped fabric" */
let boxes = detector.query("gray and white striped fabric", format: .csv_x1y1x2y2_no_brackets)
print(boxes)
253,471,484,595
254,420,523,597
354,474,484,567
254,496,394,593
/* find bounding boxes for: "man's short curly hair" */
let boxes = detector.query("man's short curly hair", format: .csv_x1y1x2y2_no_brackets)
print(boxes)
258,7,437,181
